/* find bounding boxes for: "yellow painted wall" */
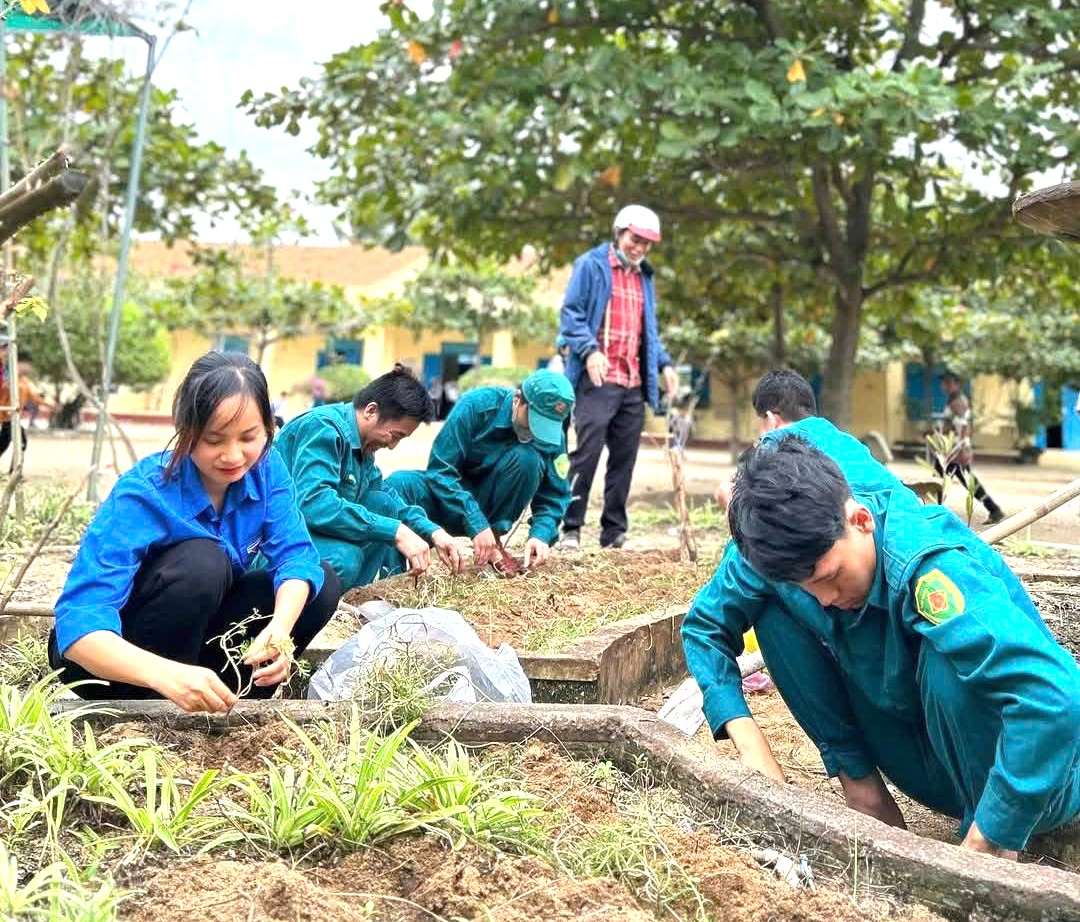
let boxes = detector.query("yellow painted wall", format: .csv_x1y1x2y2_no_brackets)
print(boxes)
108,329,212,414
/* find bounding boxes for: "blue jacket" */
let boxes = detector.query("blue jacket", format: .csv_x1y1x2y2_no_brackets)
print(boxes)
54,449,324,656
559,243,673,411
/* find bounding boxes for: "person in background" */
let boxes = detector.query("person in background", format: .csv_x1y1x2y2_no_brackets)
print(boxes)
387,369,574,572
559,204,679,550
936,372,1006,524
275,365,464,592
49,351,341,713
547,335,569,375
0,349,53,467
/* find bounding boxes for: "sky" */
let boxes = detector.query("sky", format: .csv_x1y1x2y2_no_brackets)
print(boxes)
93,1,395,244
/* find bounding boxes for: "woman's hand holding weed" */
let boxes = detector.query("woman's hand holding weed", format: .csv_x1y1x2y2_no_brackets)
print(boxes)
156,661,238,713
243,620,294,687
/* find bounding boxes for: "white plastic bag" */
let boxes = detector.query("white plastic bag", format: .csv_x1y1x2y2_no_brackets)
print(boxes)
307,606,532,704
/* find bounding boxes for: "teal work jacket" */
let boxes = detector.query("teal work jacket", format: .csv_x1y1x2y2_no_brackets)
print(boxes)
274,402,439,545
426,387,570,546
839,490,1078,849
683,417,919,736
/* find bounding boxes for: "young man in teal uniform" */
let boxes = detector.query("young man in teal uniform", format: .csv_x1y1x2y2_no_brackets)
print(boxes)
386,369,574,571
726,435,1079,859
275,365,464,592
686,369,944,836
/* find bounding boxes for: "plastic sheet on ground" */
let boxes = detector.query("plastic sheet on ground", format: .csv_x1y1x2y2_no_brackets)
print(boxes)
307,605,532,704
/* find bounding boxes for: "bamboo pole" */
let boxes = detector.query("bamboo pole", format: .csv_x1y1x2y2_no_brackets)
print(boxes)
980,476,1080,545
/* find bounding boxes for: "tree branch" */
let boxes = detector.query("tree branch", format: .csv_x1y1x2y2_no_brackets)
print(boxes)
892,0,926,71
0,145,73,212
810,164,852,279
743,0,786,40
0,170,89,245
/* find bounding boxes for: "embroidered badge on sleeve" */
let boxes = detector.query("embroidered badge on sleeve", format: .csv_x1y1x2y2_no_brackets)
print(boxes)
914,569,965,624
554,453,570,479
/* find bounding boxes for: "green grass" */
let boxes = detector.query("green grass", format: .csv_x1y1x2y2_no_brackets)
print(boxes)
0,633,53,687
628,500,727,532
1001,537,1065,559
0,484,94,549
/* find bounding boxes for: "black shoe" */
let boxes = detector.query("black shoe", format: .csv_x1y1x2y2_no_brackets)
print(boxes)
600,532,627,549
986,506,1006,525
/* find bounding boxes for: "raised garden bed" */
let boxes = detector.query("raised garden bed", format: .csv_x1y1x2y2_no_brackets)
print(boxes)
38,697,1080,922
301,549,712,705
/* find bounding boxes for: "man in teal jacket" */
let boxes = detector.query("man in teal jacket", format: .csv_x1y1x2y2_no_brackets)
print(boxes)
727,435,1080,859
684,370,930,834
387,369,574,570
275,365,464,591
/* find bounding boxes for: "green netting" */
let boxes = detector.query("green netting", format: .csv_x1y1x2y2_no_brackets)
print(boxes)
2,0,147,39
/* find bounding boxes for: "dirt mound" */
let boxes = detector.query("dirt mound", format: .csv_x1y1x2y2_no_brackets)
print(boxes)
340,548,708,651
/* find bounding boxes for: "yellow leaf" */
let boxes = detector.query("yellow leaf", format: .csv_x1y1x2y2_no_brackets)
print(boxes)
548,6,559,24
406,40,427,64
833,112,845,125
597,164,622,187
786,58,806,83
811,107,825,118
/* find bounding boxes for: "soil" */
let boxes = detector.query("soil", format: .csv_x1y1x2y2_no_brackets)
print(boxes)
118,725,944,922
336,549,712,652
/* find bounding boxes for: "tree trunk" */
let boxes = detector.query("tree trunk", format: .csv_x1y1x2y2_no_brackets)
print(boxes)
728,380,741,464
818,284,863,428
769,282,785,367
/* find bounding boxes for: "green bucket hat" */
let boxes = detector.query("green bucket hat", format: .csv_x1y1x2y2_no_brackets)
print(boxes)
521,368,575,447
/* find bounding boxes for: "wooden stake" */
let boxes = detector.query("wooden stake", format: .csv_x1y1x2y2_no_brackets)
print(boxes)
980,476,1080,546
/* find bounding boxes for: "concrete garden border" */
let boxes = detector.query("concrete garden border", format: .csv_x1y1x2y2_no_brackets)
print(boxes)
57,698,1080,922
301,603,691,705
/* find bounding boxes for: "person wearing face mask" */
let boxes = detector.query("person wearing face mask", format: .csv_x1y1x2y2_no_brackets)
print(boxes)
386,369,574,572
558,204,679,550
275,365,465,592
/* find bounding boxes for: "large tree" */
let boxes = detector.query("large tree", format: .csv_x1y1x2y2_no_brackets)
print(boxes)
245,0,1078,426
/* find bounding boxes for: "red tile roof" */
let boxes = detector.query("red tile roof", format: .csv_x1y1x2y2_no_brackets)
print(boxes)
127,240,427,287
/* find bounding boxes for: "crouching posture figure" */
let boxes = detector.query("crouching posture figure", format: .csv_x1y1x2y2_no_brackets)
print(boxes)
50,352,341,713
722,435,1080,858
387,369,574,570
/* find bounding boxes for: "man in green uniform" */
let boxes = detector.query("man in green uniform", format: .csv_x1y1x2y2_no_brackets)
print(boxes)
684,370,928,824
386,369,574,571
726,435,1080,859
275,365,464,591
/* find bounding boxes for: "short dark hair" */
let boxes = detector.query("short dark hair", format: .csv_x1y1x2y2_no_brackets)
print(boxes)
941,371,960,384
751,369,816,422
167,351,274,479
352,364,435,423
729,434,850,582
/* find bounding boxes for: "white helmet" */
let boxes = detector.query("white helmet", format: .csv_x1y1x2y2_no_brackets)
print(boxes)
613,204,661,242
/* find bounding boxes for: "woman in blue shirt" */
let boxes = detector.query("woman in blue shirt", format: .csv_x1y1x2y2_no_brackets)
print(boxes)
49,352,341,713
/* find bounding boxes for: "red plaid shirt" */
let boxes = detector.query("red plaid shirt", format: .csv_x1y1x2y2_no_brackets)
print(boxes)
602,246,644,388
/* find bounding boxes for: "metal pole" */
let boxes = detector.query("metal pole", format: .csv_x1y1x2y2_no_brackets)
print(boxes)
88,34,155,502
0,19,24,519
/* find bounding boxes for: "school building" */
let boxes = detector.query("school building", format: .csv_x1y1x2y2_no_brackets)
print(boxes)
114,241,1079,456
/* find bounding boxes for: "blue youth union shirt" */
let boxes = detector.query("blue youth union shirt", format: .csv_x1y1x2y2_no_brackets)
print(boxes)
54,447,323,655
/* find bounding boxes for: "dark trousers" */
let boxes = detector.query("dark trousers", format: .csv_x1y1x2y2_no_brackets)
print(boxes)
0,420,27,464
931,458,1001,515
564,381,646,544
49,539,342,700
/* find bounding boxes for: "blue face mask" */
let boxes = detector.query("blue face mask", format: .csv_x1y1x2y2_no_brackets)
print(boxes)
613,246,634,270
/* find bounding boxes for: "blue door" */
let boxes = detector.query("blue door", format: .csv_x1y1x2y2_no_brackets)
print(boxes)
1063,386,1080,450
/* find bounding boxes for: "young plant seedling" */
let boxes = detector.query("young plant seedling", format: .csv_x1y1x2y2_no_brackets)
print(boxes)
208,610,308,699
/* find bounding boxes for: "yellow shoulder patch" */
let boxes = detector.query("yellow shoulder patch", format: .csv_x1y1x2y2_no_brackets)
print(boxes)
554,453,570,479
914,569,965,625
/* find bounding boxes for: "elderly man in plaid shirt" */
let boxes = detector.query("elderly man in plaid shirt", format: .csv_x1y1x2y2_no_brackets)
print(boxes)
558,205,680,549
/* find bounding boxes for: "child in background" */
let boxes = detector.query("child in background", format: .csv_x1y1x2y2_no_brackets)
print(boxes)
49,351,342,713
